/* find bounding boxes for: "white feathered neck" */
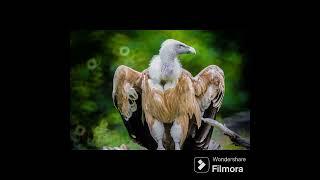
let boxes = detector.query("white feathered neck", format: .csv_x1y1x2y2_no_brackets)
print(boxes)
148,48,182,83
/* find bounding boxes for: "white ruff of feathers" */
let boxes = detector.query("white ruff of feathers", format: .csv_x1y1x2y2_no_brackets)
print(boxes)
148,41,182,83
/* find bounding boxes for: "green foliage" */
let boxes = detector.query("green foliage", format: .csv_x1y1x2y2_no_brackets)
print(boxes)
70,30,250,149
92,110,143,149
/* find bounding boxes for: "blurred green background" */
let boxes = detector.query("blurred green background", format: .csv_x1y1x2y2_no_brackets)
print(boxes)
70,30,250,150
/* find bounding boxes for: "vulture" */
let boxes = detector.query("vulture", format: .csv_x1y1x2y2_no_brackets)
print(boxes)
112,39,225,150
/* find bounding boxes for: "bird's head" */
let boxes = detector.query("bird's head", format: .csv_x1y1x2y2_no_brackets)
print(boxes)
159,39,196,61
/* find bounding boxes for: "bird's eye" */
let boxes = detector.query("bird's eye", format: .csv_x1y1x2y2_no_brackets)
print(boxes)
178,44,184,48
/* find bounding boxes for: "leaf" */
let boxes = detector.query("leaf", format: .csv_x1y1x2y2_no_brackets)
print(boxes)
80,101,98,112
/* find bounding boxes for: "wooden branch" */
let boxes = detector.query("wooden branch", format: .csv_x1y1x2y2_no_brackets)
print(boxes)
202,118,250,149
208,140,222,150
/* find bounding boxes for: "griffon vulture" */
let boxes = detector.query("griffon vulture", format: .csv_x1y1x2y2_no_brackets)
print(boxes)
112,39,224,150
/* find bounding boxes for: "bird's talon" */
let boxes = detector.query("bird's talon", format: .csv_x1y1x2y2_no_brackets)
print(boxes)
157,146,165,150
174,143,181,150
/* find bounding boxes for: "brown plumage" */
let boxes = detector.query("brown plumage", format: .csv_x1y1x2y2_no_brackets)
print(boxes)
141,70,202,147
112,65,224,150
112,39,224,150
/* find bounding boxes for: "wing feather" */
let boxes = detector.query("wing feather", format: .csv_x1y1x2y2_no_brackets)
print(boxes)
192,65,225,112
183,65,225,150
112,65,157,149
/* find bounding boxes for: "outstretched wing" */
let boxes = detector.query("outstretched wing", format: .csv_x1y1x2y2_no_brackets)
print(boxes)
112,65,157,150
183,65,225,150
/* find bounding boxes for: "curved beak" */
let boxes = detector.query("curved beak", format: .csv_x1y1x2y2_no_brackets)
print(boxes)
188,47,196,54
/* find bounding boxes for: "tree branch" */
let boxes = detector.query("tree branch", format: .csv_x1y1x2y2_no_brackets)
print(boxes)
202,118,250,149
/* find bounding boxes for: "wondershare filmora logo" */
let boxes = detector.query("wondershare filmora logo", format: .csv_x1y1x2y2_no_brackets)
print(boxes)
194,157,246,174
194,157,210,173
